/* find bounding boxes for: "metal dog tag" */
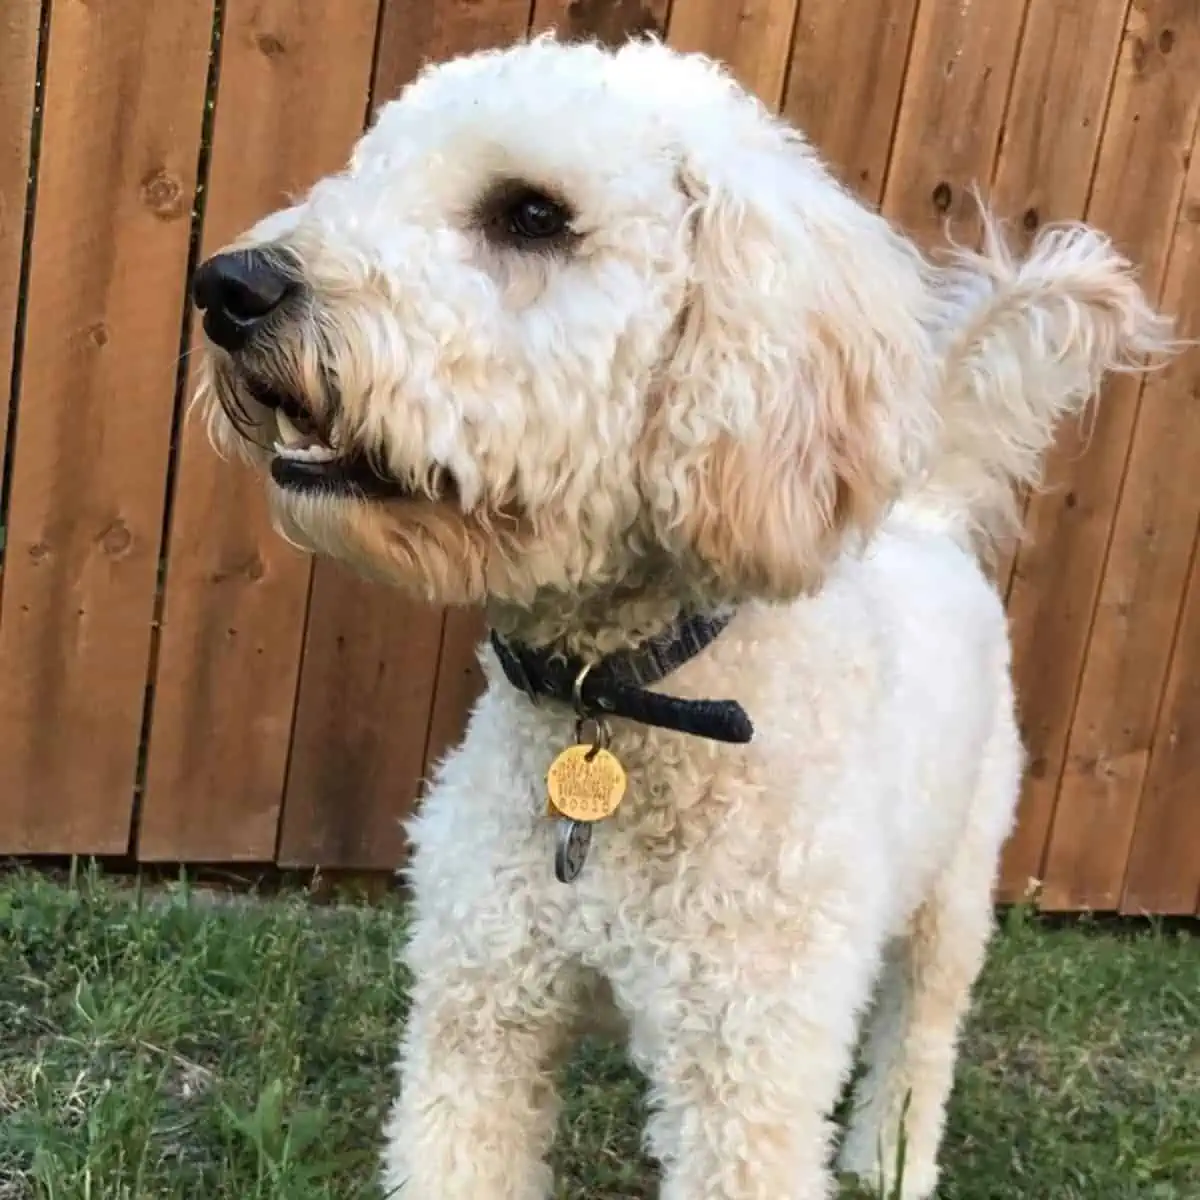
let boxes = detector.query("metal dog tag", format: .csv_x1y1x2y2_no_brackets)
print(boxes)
554,817,592,884
546,742,627,823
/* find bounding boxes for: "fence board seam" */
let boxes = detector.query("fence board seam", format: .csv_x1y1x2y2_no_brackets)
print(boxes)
0,0,53,613
872,0,924,212
416,611,454,798
1116,477,1200,907
1035,96,1200,887
663,0,678,38
363,0,390,129
272,555,322,863
1076,0,1139,224
771,0,808,117
983,0,1036,204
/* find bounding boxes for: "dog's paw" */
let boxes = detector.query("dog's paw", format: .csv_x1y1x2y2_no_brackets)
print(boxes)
835,1160,938,1200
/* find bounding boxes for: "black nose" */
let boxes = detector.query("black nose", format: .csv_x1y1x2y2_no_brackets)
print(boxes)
191,250,293,351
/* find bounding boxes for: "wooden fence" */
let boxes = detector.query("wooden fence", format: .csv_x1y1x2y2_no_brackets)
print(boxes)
0,0,1197,914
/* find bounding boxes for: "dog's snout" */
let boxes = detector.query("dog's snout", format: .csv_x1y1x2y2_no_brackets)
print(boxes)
192,250,293,352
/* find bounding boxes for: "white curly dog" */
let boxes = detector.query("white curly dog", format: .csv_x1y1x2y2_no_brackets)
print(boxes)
190,35,1174,1200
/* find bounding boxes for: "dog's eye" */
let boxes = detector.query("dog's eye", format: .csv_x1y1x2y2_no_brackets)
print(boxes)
475,179,576,251
506,190,570,242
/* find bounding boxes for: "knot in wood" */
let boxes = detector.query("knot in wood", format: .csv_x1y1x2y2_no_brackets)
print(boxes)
140,168,186,221
99,519,133,558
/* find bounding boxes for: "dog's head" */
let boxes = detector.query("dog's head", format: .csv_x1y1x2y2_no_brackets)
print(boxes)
193,37,938,627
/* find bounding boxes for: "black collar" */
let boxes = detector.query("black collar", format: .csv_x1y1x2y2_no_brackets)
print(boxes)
489,611,754,744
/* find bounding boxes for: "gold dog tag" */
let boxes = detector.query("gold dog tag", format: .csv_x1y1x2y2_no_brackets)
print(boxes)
546,744,627,823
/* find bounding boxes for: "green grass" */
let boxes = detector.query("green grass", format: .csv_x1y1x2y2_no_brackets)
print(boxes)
1,866,1197,1199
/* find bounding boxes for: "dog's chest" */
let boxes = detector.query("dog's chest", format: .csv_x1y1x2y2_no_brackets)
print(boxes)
520,729,781,959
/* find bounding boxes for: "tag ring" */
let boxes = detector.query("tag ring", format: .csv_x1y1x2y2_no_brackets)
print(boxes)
571,661,596,716
574,715,611,760
572,663,608,759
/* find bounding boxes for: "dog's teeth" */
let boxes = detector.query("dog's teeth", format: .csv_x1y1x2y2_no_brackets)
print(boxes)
274,442,338,464
272,406,338,464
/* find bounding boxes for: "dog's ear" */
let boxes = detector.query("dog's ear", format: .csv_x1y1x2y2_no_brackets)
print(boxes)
640,122,938,602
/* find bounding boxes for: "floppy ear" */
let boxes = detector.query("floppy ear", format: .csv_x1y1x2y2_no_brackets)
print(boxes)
640,122,938,602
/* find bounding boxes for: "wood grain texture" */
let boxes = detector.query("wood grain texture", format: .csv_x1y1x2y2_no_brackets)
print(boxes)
138,0,382,862
781,0,919,204
373,0,534,106
998,0,1200,903
1040,123,1200,912
277,0,538,870
0,0,42,482
667,0,801,109
1120,538,1200,916
0,0,214,854
881,0,1030,245
530,0,670,43
277,564,446,869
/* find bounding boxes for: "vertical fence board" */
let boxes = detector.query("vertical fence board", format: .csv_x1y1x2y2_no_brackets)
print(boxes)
0,0,42,482
984,0,1131,599
275,0,536,869
0,0,214,854
530,0,669,43
881,0,1030,245
139,0,381,862
1040,125,1200,912
1120,540,1200,915
277,562,445,869
666,0,801,107
998,0,1200,902
781,0,918,205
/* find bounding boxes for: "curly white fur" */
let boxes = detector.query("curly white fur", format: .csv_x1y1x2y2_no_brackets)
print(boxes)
193,35,1176,1200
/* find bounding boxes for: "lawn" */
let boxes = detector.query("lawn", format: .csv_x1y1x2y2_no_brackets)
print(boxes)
0,866,1196,1199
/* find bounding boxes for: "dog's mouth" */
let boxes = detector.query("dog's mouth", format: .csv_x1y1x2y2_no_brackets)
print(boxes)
244,378,417,502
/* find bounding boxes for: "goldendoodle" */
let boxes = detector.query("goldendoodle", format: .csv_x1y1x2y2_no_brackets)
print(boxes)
189,35,1174,1200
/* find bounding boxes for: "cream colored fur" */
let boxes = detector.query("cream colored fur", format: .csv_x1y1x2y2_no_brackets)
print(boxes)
194,35,1176,1200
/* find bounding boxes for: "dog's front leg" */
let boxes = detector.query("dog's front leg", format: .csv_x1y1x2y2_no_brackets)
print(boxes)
379,761,579,1200
618,915,881,1200
380,914,578,1200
